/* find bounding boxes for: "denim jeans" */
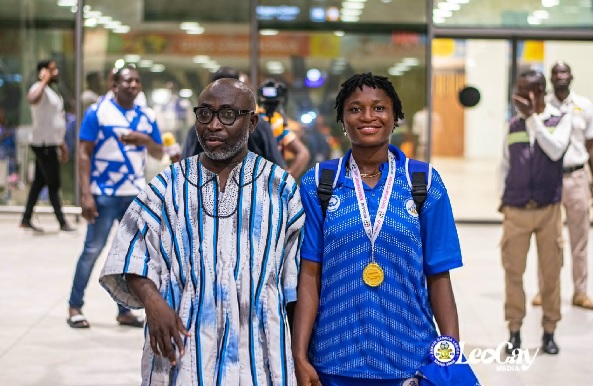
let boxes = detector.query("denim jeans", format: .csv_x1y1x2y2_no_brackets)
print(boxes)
68,195,135,315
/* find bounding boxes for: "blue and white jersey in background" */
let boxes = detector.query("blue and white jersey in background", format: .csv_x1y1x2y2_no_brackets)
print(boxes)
299,145,463,382
79,98,162,196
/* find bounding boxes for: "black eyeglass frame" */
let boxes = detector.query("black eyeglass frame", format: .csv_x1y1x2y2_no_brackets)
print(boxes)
193,106,254,125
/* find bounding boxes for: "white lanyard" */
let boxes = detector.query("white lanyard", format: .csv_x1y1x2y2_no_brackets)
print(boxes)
350,152,395,262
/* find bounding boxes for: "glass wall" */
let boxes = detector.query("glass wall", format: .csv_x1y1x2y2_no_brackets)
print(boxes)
0,0,76,206
2,0,593,221
433,0,593,28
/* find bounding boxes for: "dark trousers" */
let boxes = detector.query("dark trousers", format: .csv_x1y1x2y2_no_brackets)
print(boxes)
22,145,66,226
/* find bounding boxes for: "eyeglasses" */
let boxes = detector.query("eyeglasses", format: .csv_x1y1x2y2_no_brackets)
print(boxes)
194,106,254,125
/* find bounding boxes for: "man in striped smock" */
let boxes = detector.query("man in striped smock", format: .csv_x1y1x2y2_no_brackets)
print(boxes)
100,78,304,385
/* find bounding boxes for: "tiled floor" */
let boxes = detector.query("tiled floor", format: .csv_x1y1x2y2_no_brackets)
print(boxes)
1,213,592,385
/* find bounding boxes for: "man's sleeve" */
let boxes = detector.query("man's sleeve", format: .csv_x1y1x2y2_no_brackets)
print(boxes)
78,106,100,142
531,112,572,161
281,179,305,304
149,116,163,145
499,123,510,198
99,172,169,309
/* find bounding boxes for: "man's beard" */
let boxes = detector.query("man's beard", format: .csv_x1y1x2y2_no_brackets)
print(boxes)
197,127,250,161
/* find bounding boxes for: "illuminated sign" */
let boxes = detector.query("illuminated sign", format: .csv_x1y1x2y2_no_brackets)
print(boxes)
256,6,300,21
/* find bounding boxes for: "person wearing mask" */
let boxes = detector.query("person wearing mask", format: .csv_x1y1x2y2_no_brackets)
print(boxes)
20,59,75,233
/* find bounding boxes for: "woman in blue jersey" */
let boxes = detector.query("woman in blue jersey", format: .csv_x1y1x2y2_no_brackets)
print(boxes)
293,73,469,386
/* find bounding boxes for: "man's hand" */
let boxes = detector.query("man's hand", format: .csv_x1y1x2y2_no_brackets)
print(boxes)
512,91,536,117
145,294,191,366
119,131,151,147
295,358,322,386
38,68,52,83
81,193,98,223
59,143,69,163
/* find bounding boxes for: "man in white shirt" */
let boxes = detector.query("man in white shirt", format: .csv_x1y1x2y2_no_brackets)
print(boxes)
531,62,593,310
20,59,74,233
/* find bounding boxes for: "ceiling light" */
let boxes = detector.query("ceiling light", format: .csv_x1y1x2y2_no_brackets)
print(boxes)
341,9,362,16
402,57,420,66
527,16,542,24
97,16,113,24
138,60,153,68
438,2,461,11
150,64,166,73
433,9,453,17
533,10,549,19
341,16,359,22
84,11,102,18
113,26,130,34
334,31,345,37
541,0,559,7
259,29,279,36
180,22,200,30
114,59,125,69
433,16,446,24
179,89,193,98
342,2,365,10
192,55,210,64
57,0,77,6
186,27,205,34
105,21,123,29
84,18,98,27
388,67,403,76
124,55,141,63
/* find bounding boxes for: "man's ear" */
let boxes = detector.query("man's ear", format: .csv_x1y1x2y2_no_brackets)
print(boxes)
249,112,259,134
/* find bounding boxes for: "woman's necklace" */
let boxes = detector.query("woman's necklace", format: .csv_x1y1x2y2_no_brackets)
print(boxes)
359,171,381,178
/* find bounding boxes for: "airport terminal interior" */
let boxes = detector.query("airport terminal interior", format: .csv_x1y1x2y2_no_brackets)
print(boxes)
1,0,593,221
2,1,593,386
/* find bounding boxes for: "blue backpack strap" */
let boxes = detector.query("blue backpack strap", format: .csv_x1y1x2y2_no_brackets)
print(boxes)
315,158,342,219
405,158,432,215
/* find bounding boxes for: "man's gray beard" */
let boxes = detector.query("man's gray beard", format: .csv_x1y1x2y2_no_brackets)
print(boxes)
197,128,250,161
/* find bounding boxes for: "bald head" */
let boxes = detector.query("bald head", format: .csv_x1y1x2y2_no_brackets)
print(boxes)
199,78,256,110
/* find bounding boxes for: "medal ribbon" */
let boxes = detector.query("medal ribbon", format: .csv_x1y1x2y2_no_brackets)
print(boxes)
350,152,395,262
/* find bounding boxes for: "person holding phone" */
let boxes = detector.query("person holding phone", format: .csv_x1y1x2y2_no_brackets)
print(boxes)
20,59,75,233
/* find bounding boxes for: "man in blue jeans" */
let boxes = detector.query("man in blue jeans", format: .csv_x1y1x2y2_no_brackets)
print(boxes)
67,65,163,328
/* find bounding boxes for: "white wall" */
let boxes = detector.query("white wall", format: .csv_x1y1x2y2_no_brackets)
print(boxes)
544,42,593,102
464,40,509,159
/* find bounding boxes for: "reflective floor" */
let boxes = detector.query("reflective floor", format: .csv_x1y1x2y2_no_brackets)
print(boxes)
0,213,592,386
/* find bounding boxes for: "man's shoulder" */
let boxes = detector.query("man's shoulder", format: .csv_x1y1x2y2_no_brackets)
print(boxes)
571,92,593,109
137,105,157,122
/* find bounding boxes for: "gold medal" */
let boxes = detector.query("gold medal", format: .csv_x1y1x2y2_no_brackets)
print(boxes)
363,262,384,287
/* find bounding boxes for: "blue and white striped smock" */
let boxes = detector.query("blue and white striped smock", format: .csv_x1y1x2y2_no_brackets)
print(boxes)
100,152,305,386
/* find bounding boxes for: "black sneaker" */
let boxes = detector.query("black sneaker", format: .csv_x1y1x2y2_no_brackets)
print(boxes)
60,223,77,232
19,222,44,233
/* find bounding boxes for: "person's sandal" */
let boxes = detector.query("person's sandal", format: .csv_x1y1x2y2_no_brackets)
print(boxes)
117,314,144,328
67,314,90,328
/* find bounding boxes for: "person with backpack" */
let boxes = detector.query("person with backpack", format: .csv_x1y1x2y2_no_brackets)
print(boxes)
292,73,476,385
